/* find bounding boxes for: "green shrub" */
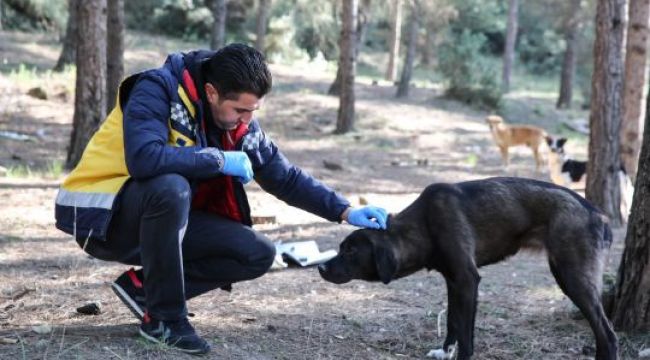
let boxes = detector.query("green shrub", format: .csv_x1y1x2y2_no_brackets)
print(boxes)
437,30,502,108
2,0,67,32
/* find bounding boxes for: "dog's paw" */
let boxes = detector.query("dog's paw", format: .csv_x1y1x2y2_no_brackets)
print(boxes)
426,348,454,359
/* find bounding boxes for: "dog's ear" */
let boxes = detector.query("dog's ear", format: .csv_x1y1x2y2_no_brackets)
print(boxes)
558,137,568,148
372,238,398,285
545,136,553,146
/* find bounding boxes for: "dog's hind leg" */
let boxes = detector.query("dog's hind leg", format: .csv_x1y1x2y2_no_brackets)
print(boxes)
547,257,618,360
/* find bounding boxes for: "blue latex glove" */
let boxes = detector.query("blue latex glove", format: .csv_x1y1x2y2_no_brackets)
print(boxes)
347,206,388,229
221,151,254,184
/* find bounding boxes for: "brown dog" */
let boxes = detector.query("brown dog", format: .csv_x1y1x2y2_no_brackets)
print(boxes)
319,177,618,360
485,115,547,171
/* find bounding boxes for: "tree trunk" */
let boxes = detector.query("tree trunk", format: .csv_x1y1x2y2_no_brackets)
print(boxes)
209,0,227,50
66,0,107,169
421,28,433,66
620,0,650,183
335,0,357,134
586,0,626,227
385,0,402,82
328,0,370,96
255,0,271,54
0,1,4,31
396,1,419,98
106,0,124,113
502,0,519,93
54,0,79,72
610,78,650,331
556,0,582,109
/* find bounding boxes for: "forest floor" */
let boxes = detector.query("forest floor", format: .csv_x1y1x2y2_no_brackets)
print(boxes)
0,30,648,359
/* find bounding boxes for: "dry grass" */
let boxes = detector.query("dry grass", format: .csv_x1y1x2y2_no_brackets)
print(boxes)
0,31,648,359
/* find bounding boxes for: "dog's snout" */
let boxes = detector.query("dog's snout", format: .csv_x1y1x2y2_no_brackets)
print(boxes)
318,263,328,273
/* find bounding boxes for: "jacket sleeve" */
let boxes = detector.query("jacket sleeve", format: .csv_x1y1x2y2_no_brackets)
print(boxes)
123,71,224,180
251,131,350,222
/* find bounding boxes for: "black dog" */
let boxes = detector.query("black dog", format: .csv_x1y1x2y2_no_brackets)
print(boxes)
319,177,618,360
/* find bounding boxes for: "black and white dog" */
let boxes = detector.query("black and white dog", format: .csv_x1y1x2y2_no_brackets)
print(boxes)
546,136,633,222
546,136,587,182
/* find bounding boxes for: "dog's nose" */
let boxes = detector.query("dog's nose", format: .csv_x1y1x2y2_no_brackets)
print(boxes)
318,263,328,273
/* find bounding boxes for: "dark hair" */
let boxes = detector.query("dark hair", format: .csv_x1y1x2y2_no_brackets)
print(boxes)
202,43,272,100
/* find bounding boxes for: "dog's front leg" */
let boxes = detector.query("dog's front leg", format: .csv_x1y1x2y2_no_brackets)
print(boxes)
427,268,480,360
446,268,481,360
499,145,509,168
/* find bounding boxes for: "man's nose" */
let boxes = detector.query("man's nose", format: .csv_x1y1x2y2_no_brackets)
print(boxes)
240,112,253,124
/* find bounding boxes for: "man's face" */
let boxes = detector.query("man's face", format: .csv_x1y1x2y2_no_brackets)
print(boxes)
205,83,262,130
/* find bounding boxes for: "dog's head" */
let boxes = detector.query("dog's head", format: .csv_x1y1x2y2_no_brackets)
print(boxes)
485,115,503,130
546,136,567,154
318,228,398,285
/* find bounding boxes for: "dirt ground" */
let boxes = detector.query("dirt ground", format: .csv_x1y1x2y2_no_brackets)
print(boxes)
0,31,648,359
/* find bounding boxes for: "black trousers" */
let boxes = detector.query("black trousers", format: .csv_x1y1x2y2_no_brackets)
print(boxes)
77,174,276,321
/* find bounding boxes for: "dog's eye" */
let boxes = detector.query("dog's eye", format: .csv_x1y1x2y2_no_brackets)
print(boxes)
342,246,357,256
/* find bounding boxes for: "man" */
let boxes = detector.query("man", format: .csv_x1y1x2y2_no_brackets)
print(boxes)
54,43,387,355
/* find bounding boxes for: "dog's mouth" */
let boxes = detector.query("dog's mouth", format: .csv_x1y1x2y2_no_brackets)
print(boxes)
317,263,351,284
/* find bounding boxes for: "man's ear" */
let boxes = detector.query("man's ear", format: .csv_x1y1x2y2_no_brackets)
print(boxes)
205,83,219,105
372,238,398,284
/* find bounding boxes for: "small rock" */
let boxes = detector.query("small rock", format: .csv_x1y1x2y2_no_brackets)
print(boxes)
76,302,101,315
27,87,47,100
266,324,277,333
0,337,18,344
639,348,650,358
323,160,343,171
32,324,52,334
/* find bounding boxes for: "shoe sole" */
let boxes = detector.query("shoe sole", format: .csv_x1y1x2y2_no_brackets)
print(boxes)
139,328,210,355
111,282,144,321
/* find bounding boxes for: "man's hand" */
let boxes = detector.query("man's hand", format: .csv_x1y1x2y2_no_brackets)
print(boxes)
222,151,254,184
344,206,388,230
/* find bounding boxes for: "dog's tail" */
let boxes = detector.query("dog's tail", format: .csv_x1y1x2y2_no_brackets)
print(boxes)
603,221,613,248
595,213,613,249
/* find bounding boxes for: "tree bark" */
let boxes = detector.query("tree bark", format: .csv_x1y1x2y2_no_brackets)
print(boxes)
66,0,107,169
610,78,650,331
255,0,271,54
385,0,402,82
54,0,79,72
106,0,124,113
586,0,626,227
335,0,357,134
328,0,370,96
556,0,582,109
502,0,519,93
209,0,227,50
620,0,650,183
396,1,419,98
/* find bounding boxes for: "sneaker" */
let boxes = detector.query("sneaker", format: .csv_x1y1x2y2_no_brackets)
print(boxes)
111,268,146,321
140,313,211,355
